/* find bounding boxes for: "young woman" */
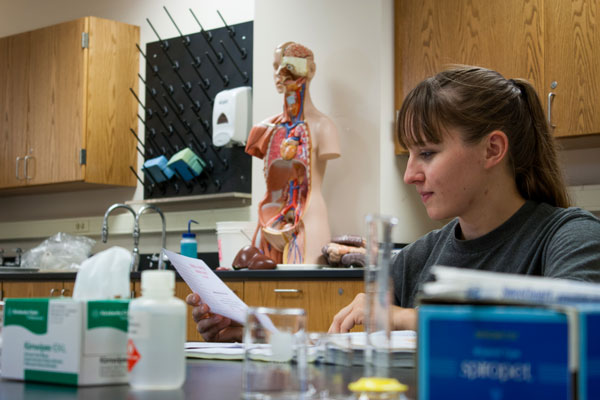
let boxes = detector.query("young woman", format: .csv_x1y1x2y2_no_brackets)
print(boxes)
187,66,600,341
328,65,600,333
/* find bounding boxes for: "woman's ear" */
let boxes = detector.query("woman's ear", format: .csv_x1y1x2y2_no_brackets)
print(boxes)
484,130,509,169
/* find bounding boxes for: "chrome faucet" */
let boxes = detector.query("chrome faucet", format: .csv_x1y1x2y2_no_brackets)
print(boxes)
135,204,167,270
14,248,22,266
102,203,140,272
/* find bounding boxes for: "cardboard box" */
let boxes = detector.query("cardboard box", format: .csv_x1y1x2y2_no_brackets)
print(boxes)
1,297,129,386
418,303,600,400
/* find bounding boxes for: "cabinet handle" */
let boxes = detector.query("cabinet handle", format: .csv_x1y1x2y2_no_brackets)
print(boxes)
273,288,302,293
24,155,33,180
61,288,70,297
16,157,24,180
49,288,58,296
131,290,136,298
547,92,556,128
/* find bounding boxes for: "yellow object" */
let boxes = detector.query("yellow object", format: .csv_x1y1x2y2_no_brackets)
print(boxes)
348,377,408,393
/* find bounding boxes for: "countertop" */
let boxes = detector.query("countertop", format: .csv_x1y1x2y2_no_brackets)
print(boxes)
0,358,416,400
0,267,364,281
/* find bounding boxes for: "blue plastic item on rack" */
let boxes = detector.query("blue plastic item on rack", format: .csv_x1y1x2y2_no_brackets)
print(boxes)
167,148,207,181
142,155,175,183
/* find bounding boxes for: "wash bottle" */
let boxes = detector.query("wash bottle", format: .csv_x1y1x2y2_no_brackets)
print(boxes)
180,219,198,258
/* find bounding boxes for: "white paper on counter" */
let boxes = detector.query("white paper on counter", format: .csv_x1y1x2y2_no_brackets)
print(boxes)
163,249,248,324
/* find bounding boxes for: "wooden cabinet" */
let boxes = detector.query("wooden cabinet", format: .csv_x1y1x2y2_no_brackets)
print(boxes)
1,276,362,340
244,280,363,333
395,0,600,149
0,17,139,192
1,280,72,298
544,0,600,138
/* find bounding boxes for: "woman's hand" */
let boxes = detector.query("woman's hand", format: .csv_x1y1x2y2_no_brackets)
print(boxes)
328,293,418,333
186,293,243,342
328,293,367,333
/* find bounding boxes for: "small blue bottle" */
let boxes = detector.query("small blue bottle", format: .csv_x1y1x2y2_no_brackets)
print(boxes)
181,219,198,258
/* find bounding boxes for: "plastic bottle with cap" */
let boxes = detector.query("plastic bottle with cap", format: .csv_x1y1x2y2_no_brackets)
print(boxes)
127,270,186,389
348,377,408,399
180,219,198,258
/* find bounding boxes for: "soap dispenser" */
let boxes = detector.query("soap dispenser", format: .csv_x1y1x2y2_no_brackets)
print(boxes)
212,86,252,147
181,219,198,258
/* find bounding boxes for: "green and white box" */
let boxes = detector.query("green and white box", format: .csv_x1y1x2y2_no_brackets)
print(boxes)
1,298,129,386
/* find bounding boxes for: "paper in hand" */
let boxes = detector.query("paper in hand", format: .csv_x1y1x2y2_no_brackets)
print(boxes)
163,249,248,324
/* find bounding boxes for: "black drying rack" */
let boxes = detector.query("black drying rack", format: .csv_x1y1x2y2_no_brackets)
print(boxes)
132,17,254,200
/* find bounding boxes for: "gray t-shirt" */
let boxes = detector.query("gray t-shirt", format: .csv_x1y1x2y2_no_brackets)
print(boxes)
393,201,600,308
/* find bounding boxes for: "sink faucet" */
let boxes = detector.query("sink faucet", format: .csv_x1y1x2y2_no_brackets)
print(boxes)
14,248,22,266
102,203,140,272
135,204,167,270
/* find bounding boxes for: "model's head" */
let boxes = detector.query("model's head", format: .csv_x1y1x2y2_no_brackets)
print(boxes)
273,41,295,93
397,65,569,208
273,42,315,92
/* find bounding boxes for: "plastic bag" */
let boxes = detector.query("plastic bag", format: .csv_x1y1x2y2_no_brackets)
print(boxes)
21,232,96,270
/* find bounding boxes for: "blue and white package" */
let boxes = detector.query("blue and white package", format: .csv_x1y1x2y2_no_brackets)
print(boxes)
418,304,570,400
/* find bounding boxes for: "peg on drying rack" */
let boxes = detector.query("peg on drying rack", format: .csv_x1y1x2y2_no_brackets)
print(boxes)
130,128,155,158
204,52,229,86
163,6,210,89
217,10,247,59
190,10,223,63
146,18,169,50
220,40,248,82
190,8,213,42
216,10,235,37
130,88,175,138
139,73,184,114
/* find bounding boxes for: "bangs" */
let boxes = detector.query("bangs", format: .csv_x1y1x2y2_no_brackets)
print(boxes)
396,77,453,148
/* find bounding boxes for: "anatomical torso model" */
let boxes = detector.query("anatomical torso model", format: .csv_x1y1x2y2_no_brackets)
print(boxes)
243,42,340,266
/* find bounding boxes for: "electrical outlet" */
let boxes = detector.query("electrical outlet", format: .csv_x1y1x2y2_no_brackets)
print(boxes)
74,219,90,233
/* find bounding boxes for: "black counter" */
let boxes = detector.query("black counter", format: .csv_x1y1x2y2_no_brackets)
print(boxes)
0,358,416,400
0,268,364,281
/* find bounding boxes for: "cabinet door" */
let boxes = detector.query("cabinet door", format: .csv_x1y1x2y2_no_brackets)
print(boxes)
85,17,139,187
26,19,85,185
545,0,600,137
395,0,544,143
0,32,30,188
244,280,364,333
1,280,66,298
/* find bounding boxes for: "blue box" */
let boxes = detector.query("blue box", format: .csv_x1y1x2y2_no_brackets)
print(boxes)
142,155,174,183
418,305,571,400
576,304,600,400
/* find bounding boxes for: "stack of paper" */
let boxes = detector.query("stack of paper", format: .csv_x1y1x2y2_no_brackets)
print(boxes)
323,330,416,367
423,266,600,305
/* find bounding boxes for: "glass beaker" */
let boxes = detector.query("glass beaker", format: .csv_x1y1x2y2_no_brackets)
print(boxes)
242,306,312,399
363,214,398,378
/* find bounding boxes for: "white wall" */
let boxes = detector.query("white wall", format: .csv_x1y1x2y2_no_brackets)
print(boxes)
1,0,598,259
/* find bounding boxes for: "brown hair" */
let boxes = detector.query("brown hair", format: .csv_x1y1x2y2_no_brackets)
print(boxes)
397,65,570,208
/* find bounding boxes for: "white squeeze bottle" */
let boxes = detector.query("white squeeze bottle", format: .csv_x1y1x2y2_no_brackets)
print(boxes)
128,270,186,389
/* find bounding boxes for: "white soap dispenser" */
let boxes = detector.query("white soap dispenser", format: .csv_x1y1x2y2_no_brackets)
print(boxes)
212,86,252,147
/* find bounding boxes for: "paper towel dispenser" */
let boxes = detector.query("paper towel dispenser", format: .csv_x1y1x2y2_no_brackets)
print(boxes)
212,86,252,147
